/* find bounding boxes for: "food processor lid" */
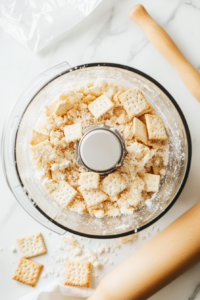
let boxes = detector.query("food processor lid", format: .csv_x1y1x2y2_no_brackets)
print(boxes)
80,129,121,171
1,62,192,238
75,125,126,175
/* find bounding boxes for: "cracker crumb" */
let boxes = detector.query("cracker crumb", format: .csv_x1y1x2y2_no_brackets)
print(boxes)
93,261,102,269
119,234,137,243
11,246,17,253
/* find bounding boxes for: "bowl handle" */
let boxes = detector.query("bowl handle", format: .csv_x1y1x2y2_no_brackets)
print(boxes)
2,62,71,235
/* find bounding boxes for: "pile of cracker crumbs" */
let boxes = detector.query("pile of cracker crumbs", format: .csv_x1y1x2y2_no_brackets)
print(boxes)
30,79,168,218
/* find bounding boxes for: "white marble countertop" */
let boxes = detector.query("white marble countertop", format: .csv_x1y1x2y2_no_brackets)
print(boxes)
0,0,200,299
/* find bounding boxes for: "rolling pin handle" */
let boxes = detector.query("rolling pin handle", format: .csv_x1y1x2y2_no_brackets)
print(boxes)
129,4,200,103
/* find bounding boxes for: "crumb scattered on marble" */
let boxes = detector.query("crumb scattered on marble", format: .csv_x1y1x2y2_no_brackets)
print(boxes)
10,246,17,253
93,261,102,269
43,231,140,281
47,267,54,275
57,245,64,250
42,272,47,278
55,256,61,263
120,233,137,243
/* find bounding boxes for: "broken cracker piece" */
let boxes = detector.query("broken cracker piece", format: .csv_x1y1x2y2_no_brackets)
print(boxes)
113,91,122,103
16,232,47,258
55,100,73,116
45,100,59,116
124,125,134,140
152,165,161,175
63,237,76,245
51,170,66,181
78,103,87,110
80,172,100,190
30,140,56,169
88,86,102,96
42,178,58,193
119,233,137,243
143,105,156,115
133,117,148,145
94,210,105,218
105,86,117,99
120,207,134,214
119,89,150,119
105,208,120,217
78,187,108,208
117,113,130,125
64,123,83,143
30,130,49,146
51,181,77,208
143,173,160,192
88,94,114,119
60,90,83,103
101,171,127,196
138,114,147,125
68,108,77,118
12,257,43,287
64,261,91,287
83,94,96,102
145,114,167,141
63,237,81,255
148,140,163,149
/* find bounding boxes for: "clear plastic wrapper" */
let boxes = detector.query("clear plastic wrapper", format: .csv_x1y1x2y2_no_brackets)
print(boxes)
0,0,102,53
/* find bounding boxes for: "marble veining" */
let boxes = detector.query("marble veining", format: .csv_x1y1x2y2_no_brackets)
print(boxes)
0,0,200,299
189,283,200,300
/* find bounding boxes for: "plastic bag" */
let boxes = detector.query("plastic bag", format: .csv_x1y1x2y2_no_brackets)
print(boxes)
0,0,102,53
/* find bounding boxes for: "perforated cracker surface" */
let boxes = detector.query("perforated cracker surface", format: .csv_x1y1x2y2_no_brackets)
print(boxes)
80,172,100,189
78,187,108,208
12,257,43,287
143,173,160,192
145,114,168,141
88,94,114,119
119,89,150,119
16,232,47,258
51,181,77,207
64,260,91,287
101,171,127,196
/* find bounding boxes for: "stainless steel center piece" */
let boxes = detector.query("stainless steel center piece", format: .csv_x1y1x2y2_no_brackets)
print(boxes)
75,125,126,175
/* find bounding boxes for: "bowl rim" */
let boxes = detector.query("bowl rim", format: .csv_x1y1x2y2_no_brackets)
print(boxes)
4,62,192,238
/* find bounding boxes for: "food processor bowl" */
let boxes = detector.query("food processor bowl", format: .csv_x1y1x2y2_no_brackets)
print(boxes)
1,62,191,238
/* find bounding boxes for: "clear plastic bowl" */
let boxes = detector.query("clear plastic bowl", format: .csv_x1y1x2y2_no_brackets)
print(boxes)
1,62,191,238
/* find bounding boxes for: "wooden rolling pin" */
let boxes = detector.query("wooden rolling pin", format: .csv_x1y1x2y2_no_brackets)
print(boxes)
88,202,200,300
129,4,200,103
